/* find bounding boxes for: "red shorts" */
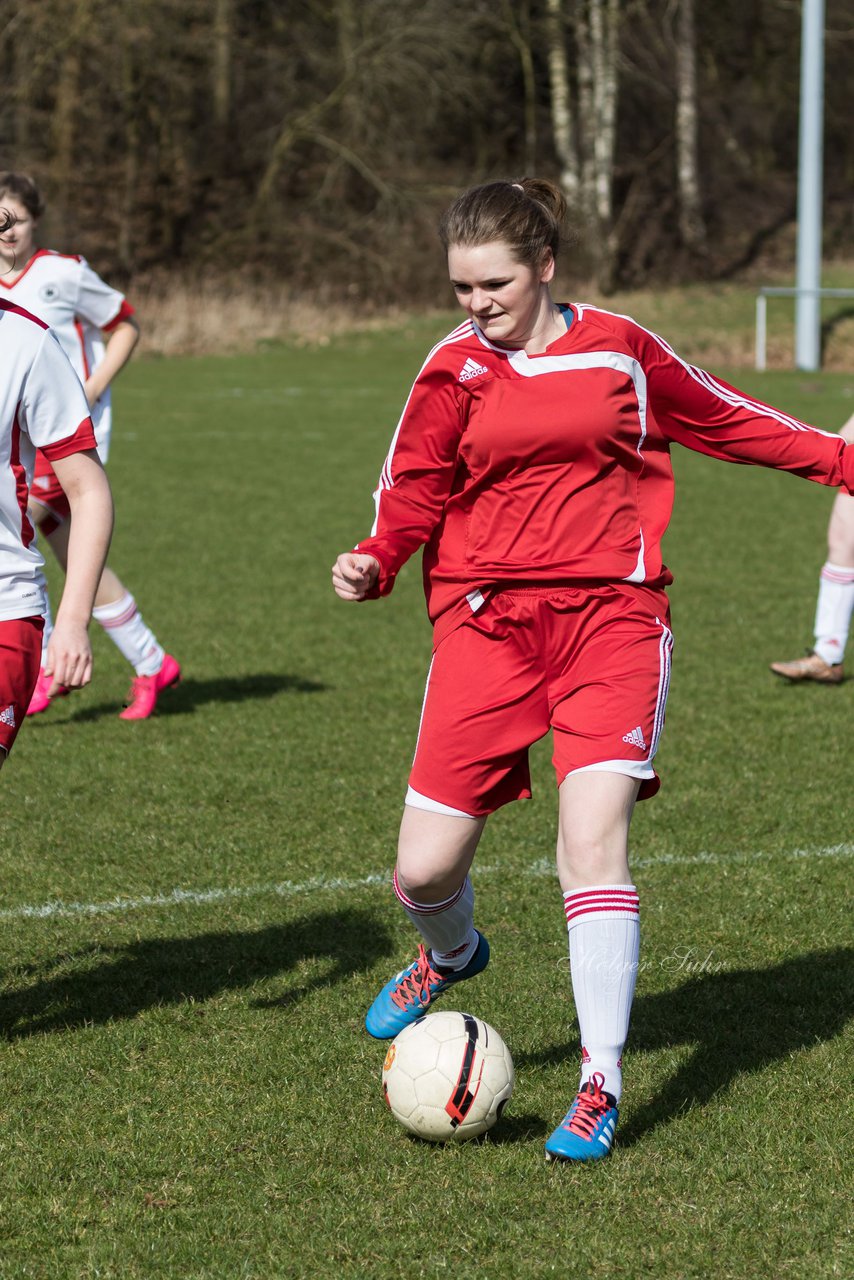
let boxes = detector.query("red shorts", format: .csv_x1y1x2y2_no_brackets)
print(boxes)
408,584,673,817
0,617,43,754
29,452,69,535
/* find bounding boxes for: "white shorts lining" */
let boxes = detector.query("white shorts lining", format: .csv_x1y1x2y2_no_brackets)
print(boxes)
404,786,479,820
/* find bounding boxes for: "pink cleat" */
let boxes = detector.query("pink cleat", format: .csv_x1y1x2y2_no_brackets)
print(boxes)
119,654,181,721
26,668,70,716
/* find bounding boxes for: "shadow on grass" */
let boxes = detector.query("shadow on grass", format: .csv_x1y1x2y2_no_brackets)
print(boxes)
516,947,854,1147
479,1112,551,1145
0,907,390,1039
53,672,327,723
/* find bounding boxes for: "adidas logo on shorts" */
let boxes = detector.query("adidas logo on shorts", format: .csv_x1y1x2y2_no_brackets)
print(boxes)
622,725,646,750
458,358,489,383
0,704,16,728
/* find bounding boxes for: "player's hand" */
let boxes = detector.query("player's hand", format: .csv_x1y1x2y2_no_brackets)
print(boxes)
82,377,101,409
839,411,854,445
332,553,380,601
44,621,94,693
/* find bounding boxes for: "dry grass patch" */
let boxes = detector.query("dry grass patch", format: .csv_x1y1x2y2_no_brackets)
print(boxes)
133,264,854,372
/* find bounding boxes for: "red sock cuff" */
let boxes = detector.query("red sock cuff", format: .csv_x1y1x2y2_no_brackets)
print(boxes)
563,884,639,927
393,869,468,915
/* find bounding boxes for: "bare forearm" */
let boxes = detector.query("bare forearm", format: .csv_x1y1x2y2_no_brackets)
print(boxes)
49,451,115,622
84,319,139,405
58,484,114,623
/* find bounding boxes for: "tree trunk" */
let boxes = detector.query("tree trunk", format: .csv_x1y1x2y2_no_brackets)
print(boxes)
52,1,92,241
9,4,34,156
590,0,618,228
502,0,538,172
545,0,579,203
675,0,706,250
573,3,595,224
585,0,621,288
119,36,138,270
212,0,233,133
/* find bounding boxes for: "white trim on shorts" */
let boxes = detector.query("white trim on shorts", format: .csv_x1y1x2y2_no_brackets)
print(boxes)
562,759,656,785
404,786,479,820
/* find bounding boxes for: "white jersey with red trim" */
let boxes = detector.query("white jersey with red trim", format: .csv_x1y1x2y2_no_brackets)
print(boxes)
0,249,134,460
356,305,854,637
0,300,96,621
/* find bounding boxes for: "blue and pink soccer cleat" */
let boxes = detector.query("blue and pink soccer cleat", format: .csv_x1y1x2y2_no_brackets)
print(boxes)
545,1072,619,1162
365,932,490,1039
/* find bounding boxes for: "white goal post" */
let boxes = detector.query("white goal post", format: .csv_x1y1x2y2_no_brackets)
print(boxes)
755,287,854,371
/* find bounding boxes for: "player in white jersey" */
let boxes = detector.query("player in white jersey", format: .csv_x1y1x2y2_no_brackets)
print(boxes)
770,414,854,683
0,233,113,766
0,173,180,720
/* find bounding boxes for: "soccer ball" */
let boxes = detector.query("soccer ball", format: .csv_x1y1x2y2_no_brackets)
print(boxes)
381,1010,514,1142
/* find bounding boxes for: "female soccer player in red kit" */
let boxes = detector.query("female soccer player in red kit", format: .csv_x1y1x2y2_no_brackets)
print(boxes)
0,173,180,720
332,179,854,1162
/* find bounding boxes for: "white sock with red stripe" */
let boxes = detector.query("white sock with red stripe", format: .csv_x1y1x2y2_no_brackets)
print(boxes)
393,870,478,970
813,562,854,666
92,592,165,677
563,883,640,1103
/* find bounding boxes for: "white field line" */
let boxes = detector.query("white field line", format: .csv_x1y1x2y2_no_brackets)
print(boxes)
0,843,851,925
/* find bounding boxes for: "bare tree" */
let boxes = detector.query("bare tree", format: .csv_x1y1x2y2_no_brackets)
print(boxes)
499,0,539,173
0,0,849,295
212,0,233,133
589,0,620,231
51,0,94,239
545,0,621,287
675,0,706,251
545,0,580,202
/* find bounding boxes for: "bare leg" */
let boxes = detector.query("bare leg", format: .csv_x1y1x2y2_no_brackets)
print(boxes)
28,505,127,608
771,492,854,679
556,770,642,1104
395,805,486,901
812,491,854,667
556,770,639,890
27,502,174,715
365,806,489,1036
826,490,854,566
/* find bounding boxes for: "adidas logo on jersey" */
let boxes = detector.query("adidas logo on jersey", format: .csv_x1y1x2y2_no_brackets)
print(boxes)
622,725,646,750
458,358,489,383
0,704,16,729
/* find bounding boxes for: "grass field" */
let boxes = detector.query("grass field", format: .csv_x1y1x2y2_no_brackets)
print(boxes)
0,309,851,1278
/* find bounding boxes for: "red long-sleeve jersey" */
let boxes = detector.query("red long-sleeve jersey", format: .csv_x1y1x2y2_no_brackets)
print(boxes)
356,304,854,638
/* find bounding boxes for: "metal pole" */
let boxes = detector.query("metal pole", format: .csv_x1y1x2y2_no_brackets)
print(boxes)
795,0,825,371
755,293,767,371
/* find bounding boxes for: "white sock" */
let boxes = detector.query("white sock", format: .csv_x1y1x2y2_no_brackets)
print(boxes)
40,594,54,664
393,870,478,969
813,563,854,665
92,592,165,676
564,884,640,1103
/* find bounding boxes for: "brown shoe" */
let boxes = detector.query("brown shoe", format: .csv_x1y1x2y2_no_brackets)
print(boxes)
769,650,844,684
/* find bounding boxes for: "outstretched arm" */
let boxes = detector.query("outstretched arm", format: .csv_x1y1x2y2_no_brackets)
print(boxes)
626,318,854,493
44,450,114,692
